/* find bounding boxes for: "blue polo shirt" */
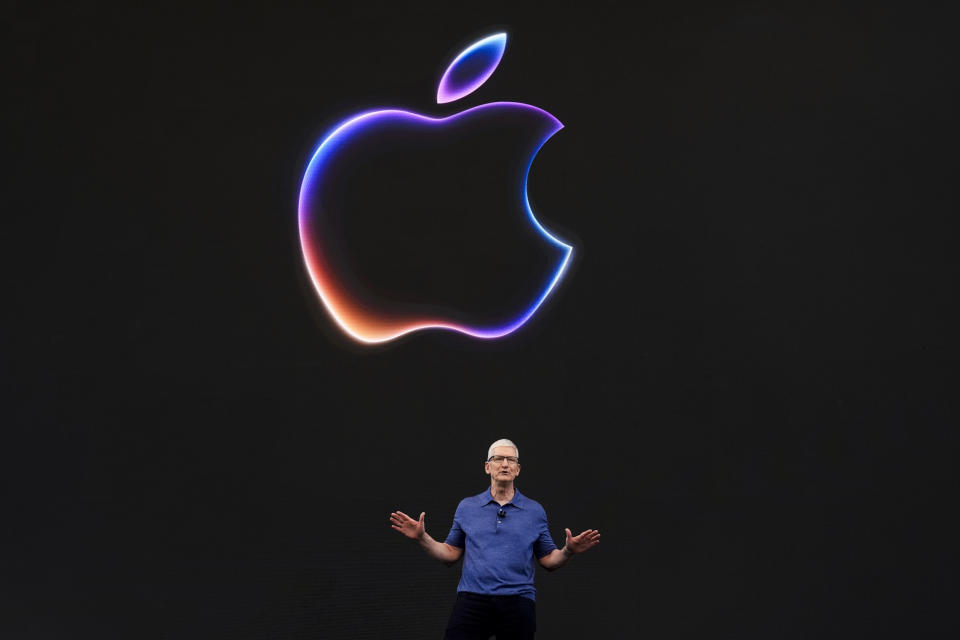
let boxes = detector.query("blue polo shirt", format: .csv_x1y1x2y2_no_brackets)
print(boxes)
444,488,557,601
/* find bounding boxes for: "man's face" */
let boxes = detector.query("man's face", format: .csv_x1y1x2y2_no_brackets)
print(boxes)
485,446,521,482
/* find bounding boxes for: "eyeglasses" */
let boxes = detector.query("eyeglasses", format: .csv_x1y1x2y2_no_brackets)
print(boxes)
487,455,519,465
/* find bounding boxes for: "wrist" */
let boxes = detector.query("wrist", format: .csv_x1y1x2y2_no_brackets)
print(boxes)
562,546,573,558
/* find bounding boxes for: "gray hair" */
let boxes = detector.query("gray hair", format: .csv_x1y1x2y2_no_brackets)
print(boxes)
487,438,519,460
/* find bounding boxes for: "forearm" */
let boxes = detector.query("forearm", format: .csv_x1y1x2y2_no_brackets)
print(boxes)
418,532,462,566
539,546,573,571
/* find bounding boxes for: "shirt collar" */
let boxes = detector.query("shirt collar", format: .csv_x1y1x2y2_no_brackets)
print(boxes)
476,487,526,509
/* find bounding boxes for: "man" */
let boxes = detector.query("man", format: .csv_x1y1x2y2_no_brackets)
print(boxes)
389,438,600,639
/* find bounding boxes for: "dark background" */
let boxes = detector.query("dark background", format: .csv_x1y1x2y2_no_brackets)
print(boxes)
4,1,958,638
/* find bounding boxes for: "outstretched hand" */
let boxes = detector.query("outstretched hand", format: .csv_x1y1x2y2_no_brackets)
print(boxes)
390,510,426,540
564,528,601,555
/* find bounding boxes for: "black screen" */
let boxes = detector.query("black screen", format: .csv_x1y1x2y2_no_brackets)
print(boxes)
5,2,957,638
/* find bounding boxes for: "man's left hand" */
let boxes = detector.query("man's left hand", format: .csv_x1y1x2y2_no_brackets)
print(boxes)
564,528,601,555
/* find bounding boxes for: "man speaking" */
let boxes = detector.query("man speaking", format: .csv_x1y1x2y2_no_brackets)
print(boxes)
389,439,600,639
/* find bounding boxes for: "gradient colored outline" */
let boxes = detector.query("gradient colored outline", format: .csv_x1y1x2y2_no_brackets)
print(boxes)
298,103,572,344
437,33,507,104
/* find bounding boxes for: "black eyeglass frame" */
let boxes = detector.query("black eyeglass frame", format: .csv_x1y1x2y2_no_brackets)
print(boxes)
486,455,520,464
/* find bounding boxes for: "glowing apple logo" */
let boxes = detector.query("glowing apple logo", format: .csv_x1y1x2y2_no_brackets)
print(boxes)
298,33,573,344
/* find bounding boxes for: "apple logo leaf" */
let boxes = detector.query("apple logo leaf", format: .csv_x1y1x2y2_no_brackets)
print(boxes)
437,32,507,104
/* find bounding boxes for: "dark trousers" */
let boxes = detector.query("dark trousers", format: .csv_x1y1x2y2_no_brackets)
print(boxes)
443,592,536,640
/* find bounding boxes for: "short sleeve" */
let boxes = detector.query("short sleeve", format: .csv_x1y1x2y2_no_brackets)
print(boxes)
444,503,466,548
533,506,558,559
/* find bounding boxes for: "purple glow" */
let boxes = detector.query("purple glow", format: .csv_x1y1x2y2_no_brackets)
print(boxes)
298,102,571,344
437,33,507,104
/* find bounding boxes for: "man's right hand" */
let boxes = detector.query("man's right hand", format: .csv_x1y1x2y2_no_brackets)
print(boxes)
390,510,463,565
390,510,425,540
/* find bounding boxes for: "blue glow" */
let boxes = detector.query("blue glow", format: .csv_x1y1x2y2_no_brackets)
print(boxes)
437,33,508,104
299,103,572,343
